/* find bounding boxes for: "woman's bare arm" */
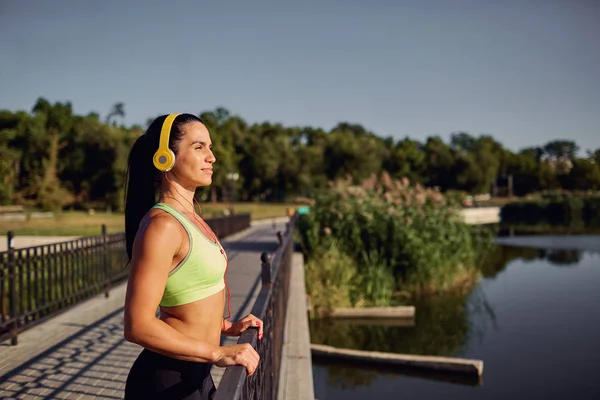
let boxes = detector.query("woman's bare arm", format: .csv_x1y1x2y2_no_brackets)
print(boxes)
123,214,220,362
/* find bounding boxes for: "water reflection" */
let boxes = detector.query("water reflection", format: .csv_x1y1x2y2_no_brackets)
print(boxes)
312,358,482,390
311,293,470,357
540,248,581,266
311,241,599,397
494,233,600,253
310,291,485,389
481,243,586,278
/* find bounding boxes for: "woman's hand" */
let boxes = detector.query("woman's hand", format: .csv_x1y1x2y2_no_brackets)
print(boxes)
222,314,264,340
213,343,260,376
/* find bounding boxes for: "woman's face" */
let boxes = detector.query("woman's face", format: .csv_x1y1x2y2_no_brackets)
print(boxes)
170,121,216,188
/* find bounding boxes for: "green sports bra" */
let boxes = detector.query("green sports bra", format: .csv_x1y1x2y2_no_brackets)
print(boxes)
152,203,228,307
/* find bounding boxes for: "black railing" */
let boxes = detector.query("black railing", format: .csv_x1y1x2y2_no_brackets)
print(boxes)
215,214,297,400
0,213,251,345
206,214,252,239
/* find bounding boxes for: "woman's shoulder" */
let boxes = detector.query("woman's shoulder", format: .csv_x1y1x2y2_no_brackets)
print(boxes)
129,208,187,265
139,208,185,242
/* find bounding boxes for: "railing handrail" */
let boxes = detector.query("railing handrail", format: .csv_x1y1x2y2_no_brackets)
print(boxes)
214,214,297,400
0,232,123,259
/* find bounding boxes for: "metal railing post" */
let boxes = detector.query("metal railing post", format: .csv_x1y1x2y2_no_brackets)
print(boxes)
7,231,18,345
261,252,272,286
102,224,110,298
6,230,13,255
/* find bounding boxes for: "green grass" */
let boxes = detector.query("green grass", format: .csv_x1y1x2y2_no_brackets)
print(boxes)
0,212,124,236
200,202,298,220
0,202,300,236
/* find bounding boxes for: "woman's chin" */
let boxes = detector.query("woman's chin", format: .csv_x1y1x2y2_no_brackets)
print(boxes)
196,177,212,187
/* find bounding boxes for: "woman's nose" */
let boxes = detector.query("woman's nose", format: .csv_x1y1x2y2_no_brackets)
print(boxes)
207,150,216,163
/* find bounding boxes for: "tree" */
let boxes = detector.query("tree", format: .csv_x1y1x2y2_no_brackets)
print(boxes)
60,113,137,210
469,135,504,193
423,136,456,190
0,128,19,204
562,159,600,191
105,102,125,126
383,138,426,184
450,132,476,154
322,128,383,183
30,98,75,210
543,140,578,161
506,148,557,195
588,148,600,165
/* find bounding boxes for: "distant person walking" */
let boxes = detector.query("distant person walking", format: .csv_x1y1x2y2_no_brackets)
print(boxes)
122,113,262,399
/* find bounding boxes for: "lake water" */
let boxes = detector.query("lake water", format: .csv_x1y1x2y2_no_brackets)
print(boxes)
311,236,600,399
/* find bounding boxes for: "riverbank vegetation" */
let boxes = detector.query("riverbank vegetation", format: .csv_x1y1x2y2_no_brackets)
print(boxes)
500,193,600,228
296,173,493,315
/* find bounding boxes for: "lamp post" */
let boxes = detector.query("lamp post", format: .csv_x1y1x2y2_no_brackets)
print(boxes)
226,172,239,214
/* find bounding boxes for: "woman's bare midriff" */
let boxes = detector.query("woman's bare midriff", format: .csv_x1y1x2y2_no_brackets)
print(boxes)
159,289,226,346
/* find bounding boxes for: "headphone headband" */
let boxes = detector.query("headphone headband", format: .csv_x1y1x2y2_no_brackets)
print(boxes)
153,113,180,171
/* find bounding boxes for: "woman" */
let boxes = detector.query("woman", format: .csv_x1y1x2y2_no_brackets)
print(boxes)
123,113,262,400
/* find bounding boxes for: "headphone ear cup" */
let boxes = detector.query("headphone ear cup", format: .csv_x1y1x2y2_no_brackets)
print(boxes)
153,148,176,172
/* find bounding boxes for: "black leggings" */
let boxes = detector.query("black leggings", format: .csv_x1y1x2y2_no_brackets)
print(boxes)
125,349,216,400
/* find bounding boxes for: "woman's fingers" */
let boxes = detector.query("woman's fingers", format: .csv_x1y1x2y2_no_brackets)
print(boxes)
239,343,260,376
253,317,264,340
241,314,264,340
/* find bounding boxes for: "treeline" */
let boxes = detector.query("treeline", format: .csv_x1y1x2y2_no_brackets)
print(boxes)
1,98,599,211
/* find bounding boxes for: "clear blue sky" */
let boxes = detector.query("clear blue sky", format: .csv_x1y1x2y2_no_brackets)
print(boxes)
1,0,598,153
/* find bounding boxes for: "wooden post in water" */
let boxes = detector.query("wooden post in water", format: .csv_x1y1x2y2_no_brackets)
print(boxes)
329,306,415,319
311,344,484,377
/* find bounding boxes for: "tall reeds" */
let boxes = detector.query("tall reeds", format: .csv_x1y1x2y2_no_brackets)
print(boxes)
297,173,489,315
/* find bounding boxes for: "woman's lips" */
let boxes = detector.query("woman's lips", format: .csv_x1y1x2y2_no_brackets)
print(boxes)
202,168,213,175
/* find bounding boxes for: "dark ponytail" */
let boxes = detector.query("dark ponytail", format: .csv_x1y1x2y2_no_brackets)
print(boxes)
123,113,203,260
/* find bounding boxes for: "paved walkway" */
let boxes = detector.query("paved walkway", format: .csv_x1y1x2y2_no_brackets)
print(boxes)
0,220,288,399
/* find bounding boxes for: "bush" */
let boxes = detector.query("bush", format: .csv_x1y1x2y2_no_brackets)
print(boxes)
297,173,486,313
583,196,600,227
500,194,600,227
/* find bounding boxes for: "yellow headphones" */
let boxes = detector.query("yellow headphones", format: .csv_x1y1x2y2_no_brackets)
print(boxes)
153,113,180,172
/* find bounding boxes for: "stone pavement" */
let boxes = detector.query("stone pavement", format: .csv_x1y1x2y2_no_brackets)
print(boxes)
0,220,288,399
277,252,315,400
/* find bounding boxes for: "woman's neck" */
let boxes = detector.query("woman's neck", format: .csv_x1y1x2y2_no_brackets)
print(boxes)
161,194,197,215
159,180,198,216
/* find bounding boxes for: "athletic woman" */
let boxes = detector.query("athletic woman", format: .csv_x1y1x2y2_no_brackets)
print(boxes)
122,113,262,399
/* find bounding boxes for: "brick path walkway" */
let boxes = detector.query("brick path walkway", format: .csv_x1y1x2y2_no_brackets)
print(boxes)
0,221,286,399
